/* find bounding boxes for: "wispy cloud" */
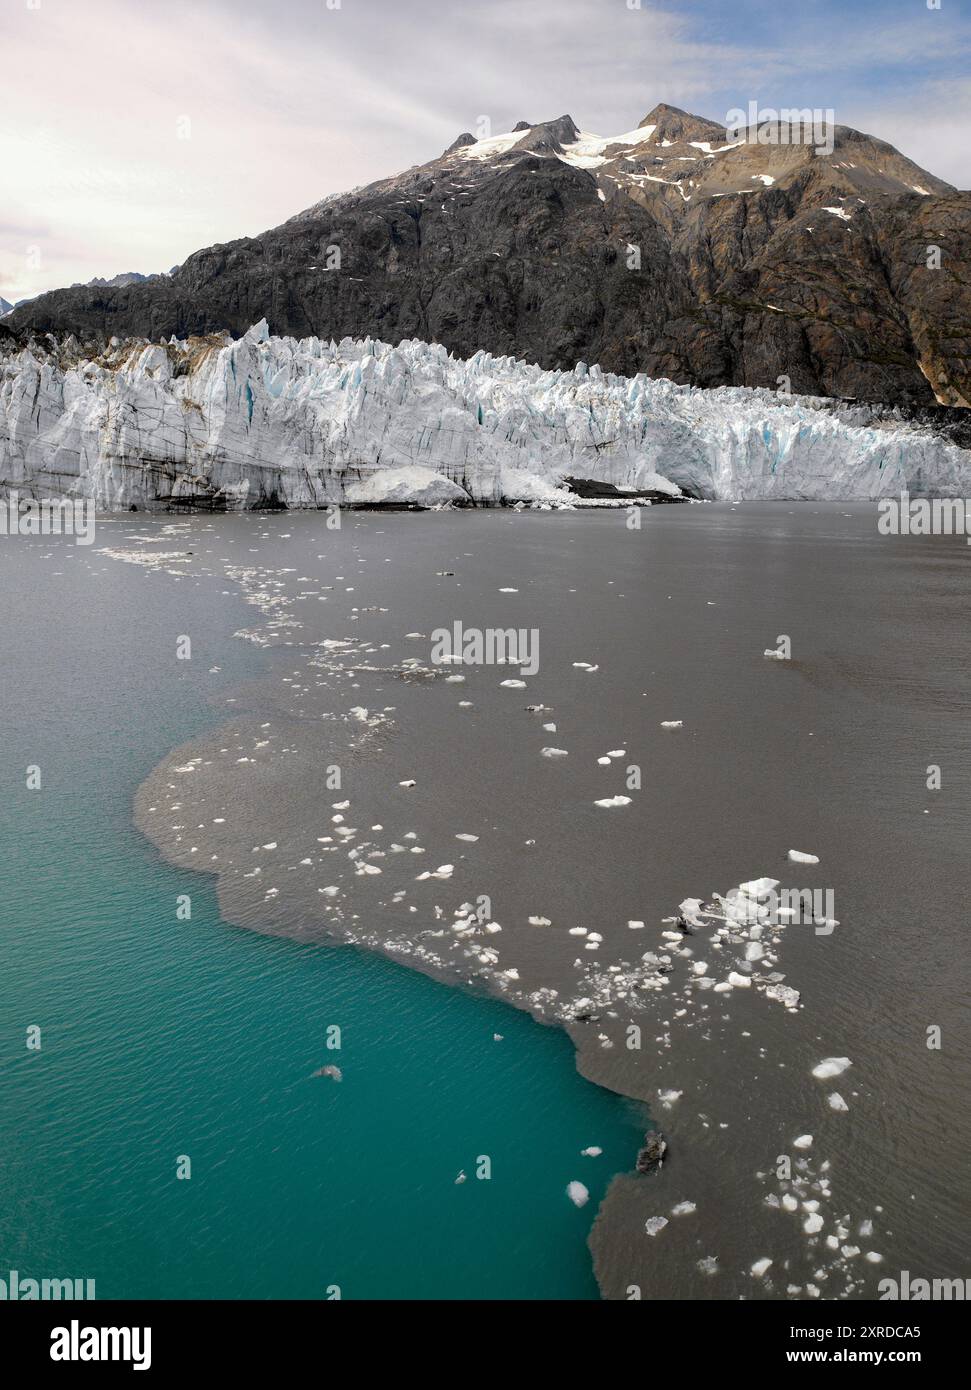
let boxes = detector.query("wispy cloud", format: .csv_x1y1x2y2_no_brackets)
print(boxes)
0,0,966,302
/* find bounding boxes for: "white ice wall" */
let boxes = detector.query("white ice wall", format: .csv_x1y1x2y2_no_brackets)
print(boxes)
1,319,966,508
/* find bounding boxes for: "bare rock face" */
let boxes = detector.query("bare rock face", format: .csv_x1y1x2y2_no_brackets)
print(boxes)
9,103,969,407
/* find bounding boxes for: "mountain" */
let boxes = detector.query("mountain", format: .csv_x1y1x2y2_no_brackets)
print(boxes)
76,272,149,289
7,103,970,407
2,319,966,511
0,298,13,317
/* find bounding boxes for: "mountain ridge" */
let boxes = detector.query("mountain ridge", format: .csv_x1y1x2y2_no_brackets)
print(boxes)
8,104,970,407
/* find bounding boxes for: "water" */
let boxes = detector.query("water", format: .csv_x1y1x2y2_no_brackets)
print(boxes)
3,502,970,1301
0,524,642,1300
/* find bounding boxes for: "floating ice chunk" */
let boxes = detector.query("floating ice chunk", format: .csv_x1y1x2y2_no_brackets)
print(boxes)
660,720,682,728
804,1214,824,1234
727,971,751,988
541,747,569,758
788,849,820,864
607,749,625,757
262,842,277,850
455,833,478,841
567,1181,589,1208
569,927,587,936
865,1251,883,1264
597,756,611,765
793,1134,813,1150
658,1089,682,1107
644,1216,668,1237
812,1057,852,1080
692,961,708,975
765,983,801,1009
751,1257,773,1278
581,1146,603,1157
501,679,527,688
739,877,779,898
782,1194,798,1212
670,1200,696,1216
399,779,416,788
628,920,645,930
594,795,631,807
697,1257,718,1276
528,916,552,926
827,1092,849,1112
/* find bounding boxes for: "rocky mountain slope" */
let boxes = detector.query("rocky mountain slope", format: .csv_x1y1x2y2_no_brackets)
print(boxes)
2,319,967,510
8,103,970,408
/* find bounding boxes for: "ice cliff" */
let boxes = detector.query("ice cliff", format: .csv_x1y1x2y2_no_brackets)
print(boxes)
0,319,967,509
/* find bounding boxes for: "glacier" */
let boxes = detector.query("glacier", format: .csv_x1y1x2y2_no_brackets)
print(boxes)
0,318,967,510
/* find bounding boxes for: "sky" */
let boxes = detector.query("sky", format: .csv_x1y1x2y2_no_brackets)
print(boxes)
2,0,969,303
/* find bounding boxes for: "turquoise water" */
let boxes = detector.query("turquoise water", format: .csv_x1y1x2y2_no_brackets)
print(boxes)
0,536,641,1300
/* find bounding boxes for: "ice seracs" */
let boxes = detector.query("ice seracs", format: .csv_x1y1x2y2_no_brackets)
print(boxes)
2,325,967,510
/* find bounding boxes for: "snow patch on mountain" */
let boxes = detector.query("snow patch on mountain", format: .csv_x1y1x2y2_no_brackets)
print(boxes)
0,320,966,510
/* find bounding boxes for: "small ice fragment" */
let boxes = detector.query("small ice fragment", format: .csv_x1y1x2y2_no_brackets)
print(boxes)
581,1146,602,1157
528,916,552,926
501,679,527,688
788,849,820,864
660,720,682,729
827,1092,849,1112
644,1216,668,1236
812,1057,852,1080
594,795,631,808
670,1200,696,1216
803,1213,824,1234
751,1257,773,1278
541,747,569,758
567,1181,589,1208
793,1134,813,1150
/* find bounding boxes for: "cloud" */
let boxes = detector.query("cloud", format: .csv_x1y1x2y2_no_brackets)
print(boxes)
0,0,966,301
